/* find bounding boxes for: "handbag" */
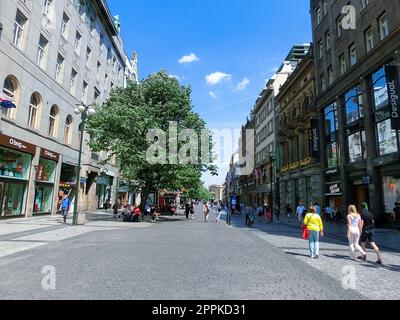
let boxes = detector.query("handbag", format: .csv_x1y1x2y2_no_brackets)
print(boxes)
302,214,314,240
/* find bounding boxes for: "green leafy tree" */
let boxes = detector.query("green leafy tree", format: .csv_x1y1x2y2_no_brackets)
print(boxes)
86,71,217,209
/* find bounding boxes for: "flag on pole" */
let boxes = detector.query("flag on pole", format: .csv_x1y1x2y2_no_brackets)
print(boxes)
0,92,16,109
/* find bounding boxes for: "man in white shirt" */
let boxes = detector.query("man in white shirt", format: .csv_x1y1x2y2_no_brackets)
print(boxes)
296,201,306,228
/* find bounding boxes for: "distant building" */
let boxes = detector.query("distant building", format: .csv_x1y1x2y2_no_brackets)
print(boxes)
209,184,224,202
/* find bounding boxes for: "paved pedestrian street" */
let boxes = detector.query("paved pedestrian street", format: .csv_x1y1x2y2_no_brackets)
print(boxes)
0,206,398,300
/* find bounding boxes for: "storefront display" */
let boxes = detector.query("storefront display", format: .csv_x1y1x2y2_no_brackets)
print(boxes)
33,186,53,214
0,182,26,217
382,176,400,214
96,175,113,208
0,146,31,180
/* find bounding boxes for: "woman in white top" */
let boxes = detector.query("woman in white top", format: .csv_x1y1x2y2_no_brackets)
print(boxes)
347,205,366,260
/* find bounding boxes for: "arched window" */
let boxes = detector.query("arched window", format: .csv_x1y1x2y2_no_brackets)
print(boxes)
28,93,41,129
64,115,73,144
2,76,19,118
48,105,58,137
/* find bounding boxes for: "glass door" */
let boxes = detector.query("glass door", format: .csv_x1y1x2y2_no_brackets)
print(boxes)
0,182,4,216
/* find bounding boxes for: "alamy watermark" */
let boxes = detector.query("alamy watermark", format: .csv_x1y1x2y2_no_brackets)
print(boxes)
146,122,255,176
41,265,56,290
341,265,357,290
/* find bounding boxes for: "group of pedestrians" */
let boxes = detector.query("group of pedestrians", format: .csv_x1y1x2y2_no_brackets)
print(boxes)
302,202,383,264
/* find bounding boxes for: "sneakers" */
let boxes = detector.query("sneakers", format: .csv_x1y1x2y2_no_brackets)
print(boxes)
357,255,367,262
376,259,383,265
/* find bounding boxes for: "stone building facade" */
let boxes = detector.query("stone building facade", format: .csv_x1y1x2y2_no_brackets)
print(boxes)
311,0,400,224
276,49,322,210
0,0,131,219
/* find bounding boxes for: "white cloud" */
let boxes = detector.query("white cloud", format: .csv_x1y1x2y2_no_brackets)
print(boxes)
169,74,181,81
178,53,200,64
235,78,250,91
206,72,232,85
209,91,218,99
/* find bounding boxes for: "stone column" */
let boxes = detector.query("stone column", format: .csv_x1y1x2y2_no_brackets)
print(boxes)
360,76,383,222
25,147,40,218
336,95,351,208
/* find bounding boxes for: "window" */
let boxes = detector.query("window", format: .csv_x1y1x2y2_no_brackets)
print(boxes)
379,13,389,40
2,76,18,119
348,131,366,163
96,61,101,81
327,142,339,168
328,65,334,85
55,54,64,83
70,69,77,95
365,27,374,52
12,10,27,49
321,73,326,91
94,87,100,103
325,31,330,51
85,47,91,66
48,105,58,137
64,115,73,144
336,16,343,38
61,13,69,39
372,67,388,110
82,81,88,103
377,119,398,155
107,47,112,64
43,0,53,18
267,120,273,135
316,7,322,25
99,33,104,48
319,40,324,58
37,35,48,69
28,93,41,129
339,54,346,75
74,32,82,55
345,86,363,124
361,0,369,9
324,102,338,141
349,43,357,66
323,0,328,16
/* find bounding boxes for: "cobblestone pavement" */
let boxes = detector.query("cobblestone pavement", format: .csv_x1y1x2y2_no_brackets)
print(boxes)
0,207,365,300
228,213,400,300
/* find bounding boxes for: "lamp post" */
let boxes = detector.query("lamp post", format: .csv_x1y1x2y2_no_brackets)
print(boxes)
72,103,96,226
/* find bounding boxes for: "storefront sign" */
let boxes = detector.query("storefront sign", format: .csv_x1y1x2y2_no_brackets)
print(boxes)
309,119,320,160
362,176,372,185
62,154,79,167
0,134,36,155
97,175,110,185
329,184,341,194
385,65,400,130
40,148,60,162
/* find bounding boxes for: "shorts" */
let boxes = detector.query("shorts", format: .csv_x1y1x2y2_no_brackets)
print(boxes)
360,230,375,243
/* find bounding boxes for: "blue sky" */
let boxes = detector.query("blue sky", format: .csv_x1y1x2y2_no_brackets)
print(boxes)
107,0,312,186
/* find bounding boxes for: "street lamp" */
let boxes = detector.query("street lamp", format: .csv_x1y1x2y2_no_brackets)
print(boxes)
72,104,96,226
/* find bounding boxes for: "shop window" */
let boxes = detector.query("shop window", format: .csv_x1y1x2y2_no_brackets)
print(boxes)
348,131,366,163
34,185,53,214
36,158,56,183
327,142,339,168
376,119,399,155
2,76,19,119
0,183,25,217
345,86,363,124
382,176,400,214
324,102,338,139
0,146,31,180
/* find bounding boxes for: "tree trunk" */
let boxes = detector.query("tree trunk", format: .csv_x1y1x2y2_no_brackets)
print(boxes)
140,181,151,212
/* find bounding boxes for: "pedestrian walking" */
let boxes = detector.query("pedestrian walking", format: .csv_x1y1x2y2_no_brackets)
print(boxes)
393,202,400,228
326,205,334,224
296,201,306,228
203,202,210,222
359,203,383,264
257,204,263,223
274,205,281,224
265,205,272,224
189,202,195,220
303,206,324,259
112,200,119,221
347,205,366,261
61,194,72,224
215,203,222,223
285,204,293,223
185,202,190,219
314,202,322,216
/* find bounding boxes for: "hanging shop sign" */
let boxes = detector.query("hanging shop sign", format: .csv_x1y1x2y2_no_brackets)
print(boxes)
385,65,400,130
309,119,321,160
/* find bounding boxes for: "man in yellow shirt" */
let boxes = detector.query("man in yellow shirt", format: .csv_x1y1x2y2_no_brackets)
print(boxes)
304,207,324,259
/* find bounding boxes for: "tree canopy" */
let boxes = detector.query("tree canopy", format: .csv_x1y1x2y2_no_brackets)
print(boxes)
86,70,217,207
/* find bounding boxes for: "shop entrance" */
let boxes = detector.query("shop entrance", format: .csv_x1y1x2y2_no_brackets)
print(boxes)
354,184,370,208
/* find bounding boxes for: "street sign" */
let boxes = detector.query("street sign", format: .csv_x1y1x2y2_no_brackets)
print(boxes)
385,65,400,130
